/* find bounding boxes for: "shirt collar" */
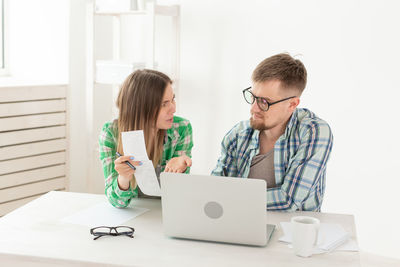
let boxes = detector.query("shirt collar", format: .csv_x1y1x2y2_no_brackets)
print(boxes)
249,108,299,148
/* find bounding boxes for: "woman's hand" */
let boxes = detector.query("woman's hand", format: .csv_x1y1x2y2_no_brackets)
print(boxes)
114,155,141,190
165,155,192,173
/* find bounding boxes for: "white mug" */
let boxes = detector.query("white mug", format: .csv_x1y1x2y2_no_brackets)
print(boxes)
291,216,320,257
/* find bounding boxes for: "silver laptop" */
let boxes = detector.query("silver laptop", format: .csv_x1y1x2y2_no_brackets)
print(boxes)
160,173,275,246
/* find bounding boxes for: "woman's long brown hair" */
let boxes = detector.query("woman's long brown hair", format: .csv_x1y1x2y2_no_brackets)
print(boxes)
115,69,172,187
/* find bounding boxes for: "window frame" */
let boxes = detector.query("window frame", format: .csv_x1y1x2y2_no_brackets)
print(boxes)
0,0,8,76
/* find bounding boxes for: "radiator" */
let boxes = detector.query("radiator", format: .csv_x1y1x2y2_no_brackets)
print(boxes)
0,85,68,216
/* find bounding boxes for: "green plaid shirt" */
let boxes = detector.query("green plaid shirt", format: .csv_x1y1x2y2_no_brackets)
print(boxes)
99,116,193,208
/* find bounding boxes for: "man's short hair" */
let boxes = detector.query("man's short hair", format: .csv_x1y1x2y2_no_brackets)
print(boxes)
252,53,307,94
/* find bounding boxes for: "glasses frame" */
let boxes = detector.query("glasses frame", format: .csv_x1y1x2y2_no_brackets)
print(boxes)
242,87,296,112
90,226,135,240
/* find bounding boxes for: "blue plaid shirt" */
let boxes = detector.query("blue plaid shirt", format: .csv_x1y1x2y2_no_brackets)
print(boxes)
211,108,333,211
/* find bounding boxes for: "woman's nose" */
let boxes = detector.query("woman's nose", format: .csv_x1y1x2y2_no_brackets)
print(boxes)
170,102,176,114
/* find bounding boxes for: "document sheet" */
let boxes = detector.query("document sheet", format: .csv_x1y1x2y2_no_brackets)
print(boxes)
121,130,161,196
61,201,149,227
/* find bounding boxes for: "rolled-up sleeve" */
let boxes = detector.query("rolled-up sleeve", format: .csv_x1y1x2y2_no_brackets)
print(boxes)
99,123,137,208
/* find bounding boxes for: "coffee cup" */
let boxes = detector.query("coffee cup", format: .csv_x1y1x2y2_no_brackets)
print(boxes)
291,216,320,257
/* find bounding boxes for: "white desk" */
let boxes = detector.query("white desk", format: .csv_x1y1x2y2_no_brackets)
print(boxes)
0,191,360,267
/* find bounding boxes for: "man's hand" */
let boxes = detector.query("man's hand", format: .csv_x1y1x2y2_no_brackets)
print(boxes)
165,155,192,173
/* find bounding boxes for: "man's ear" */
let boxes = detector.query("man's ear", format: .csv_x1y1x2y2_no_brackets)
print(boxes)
289,97,300,112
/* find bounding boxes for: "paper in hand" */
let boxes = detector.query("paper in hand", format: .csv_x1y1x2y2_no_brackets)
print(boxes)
121,130,161,196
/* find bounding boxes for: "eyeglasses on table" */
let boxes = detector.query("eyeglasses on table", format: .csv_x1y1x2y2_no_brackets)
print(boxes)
90,226,135,240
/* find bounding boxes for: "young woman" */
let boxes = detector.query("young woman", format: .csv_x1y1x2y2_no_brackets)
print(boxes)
99,69,193,208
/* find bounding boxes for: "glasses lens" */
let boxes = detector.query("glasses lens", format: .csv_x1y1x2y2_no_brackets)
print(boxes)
257,97,269,111
243,90,254,104
91,227,111,235
115,226,134,235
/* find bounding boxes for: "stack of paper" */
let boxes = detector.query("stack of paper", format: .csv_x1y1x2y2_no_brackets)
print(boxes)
279,222,359,254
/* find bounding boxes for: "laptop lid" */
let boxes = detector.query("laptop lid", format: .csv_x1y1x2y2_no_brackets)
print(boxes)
160,173,268,246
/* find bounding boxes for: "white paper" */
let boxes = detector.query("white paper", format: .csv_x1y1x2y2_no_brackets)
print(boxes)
61,201,149,227
121,130,150,161
335,239,359,252
279,222,359,253
121,130,161,196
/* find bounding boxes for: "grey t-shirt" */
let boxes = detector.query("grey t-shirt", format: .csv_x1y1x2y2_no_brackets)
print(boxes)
248,150,276,188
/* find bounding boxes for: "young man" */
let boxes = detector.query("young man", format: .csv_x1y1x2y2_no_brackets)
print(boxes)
211,53,333,211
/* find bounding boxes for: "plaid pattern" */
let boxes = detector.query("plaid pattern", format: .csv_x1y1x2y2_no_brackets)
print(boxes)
211,108,333,211
99,116,193,208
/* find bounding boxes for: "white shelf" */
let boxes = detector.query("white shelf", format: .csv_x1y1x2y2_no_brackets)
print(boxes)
94,5,179,17
95,60,146,85
94,10,147,16
86,0,181,111
154,5,179,17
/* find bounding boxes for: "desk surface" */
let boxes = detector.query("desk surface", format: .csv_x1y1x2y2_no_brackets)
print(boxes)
0,191,360,267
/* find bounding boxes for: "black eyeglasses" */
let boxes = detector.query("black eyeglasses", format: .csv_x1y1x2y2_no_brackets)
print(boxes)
242,87,296,112
90,226,135,240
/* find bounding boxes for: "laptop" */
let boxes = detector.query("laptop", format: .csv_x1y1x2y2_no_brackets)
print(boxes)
160,172,275,246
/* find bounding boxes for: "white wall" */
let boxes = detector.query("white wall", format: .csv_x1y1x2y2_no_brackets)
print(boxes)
174,0,400,259
3,0,68,84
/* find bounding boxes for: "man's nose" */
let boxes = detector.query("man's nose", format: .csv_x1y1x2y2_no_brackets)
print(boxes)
250,100,260,113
